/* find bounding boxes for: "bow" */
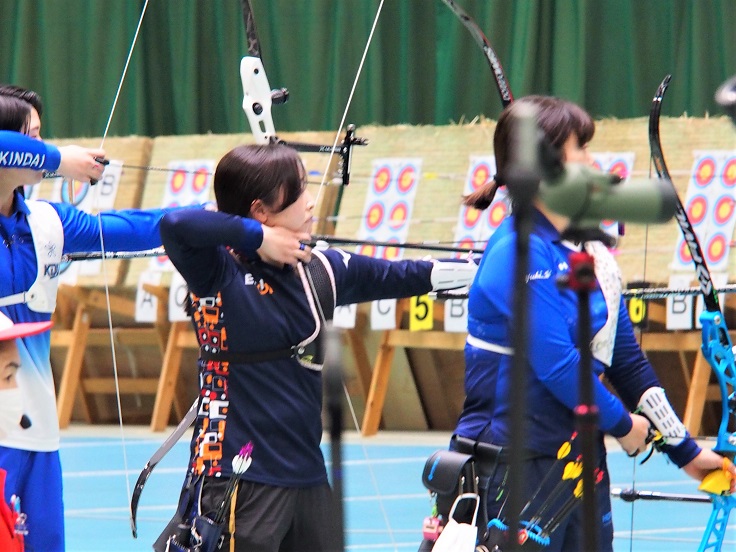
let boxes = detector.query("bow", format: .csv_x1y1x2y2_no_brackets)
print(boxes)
440,0,513,108
648,74,735,552
127,0,373,538
239,0,367,186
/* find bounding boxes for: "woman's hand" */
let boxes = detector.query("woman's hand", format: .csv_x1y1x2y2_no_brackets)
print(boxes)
258,226,312,266
682,449,736,492
616,413,651,456
57,145,106,183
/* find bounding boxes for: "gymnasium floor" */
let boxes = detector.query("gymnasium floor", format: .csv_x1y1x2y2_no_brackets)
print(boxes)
59,427,734,552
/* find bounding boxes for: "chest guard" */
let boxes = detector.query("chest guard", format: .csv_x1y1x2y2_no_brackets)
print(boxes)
0,200,63,313
293,250,336,371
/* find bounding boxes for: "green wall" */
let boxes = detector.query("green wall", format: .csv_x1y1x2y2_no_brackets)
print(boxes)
1,0,734,138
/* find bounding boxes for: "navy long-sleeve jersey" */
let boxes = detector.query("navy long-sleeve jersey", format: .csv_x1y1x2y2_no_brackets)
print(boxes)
161,208,435,487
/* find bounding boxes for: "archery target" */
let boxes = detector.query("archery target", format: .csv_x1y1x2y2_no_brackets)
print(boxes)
687,195,708,225
452,155,506,258
151,159,215,272
694,157,716,186
365,202,385,231
357,158,422,260
672,151,736,272
59,179,89,206
722,157,736,187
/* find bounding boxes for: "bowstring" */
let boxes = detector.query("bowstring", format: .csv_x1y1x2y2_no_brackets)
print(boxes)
307,1,400,547
93,0,151,519
312,0,385,210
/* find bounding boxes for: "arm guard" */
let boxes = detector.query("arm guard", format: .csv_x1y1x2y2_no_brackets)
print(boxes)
637,386,688,447
430,259,478,291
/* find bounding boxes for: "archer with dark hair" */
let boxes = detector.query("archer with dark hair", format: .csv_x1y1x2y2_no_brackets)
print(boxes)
450,95,733,551
158,143,477,551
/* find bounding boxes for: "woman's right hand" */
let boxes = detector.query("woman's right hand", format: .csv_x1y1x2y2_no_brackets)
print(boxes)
57,145,106,183
616,413,651,456
259,225,312,266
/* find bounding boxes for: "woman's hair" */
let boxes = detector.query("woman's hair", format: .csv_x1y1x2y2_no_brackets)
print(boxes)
0,95,31,133
214,144,306,218
0,85,43,118
465,95,595,210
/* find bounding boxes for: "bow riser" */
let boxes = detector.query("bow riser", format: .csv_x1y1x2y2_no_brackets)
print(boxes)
700,311,736,456
240,56,277,144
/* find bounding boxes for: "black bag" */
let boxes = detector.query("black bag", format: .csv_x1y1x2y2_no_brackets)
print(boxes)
422,449,477,522
153,472,225,552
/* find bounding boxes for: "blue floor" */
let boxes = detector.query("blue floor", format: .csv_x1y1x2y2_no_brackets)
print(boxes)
59,428,734,551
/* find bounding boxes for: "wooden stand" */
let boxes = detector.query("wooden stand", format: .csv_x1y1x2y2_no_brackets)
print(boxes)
54,284,173,427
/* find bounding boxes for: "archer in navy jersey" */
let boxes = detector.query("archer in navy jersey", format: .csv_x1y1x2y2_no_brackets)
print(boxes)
452,96,733,551
160,143,476,551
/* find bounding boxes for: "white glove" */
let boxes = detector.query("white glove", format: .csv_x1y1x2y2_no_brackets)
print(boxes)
430,259,477,291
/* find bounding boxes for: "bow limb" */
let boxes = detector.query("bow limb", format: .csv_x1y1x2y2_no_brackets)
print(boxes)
440,0,513,108
130,398,199,537
649,74,736,552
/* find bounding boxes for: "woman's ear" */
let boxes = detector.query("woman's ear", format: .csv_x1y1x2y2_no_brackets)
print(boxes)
250,199,269,224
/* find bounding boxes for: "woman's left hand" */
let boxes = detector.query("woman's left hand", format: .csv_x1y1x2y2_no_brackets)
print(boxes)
682,449,736,492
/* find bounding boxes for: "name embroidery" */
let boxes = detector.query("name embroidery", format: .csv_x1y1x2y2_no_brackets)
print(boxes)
525,269,552,283
0,151,45,169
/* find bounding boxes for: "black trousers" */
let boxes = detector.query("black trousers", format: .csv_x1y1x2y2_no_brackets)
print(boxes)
200,477,342,552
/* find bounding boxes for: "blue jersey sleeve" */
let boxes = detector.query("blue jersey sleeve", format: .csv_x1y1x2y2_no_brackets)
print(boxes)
608,298,701,467
54,202,191,254
0,131,61,170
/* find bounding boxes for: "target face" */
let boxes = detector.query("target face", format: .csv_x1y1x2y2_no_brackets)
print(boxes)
60,180,89,205
609,160,629,179
397,166,417,193
686,195,708,225
713,195,735,225
388,202,409,230
463,206,481,229
170,170,187,193
365,202,385,230
722,157,736,187
707,233,727,264
192,168,209,193
383,238,401,260
358,244,377,258
488,201,508,228
694,157,716,186
471,162,492,191
677,239,693,265
372,166,391,194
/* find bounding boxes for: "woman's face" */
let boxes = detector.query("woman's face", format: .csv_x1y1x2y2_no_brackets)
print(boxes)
0,340,20,391
265,187,315,233
561,133,593,165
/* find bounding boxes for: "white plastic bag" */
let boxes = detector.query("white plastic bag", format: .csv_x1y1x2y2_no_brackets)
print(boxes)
432,492,480,552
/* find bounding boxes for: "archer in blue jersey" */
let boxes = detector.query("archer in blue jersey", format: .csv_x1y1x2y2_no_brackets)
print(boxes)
452,96,733,551
0,91,183,551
